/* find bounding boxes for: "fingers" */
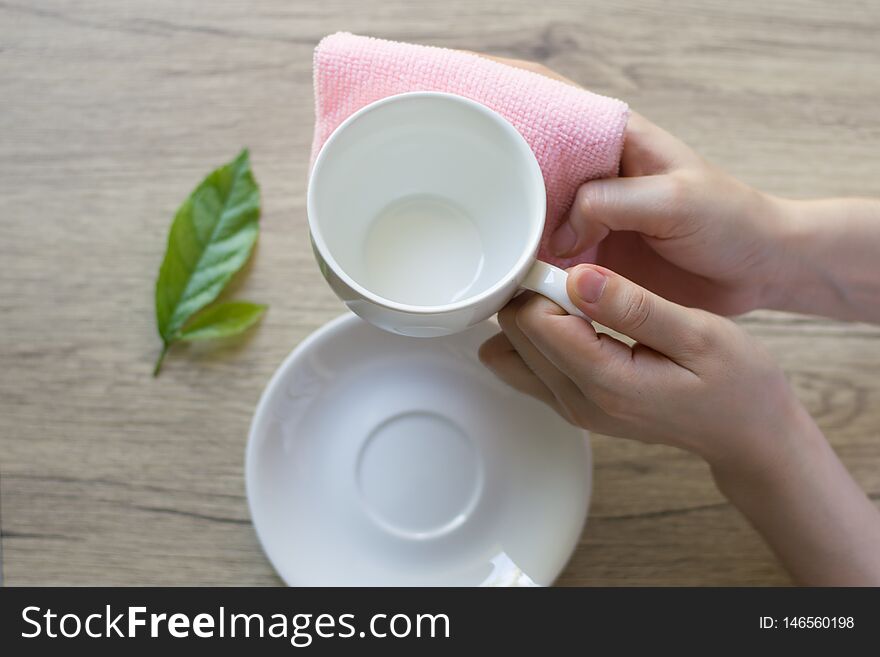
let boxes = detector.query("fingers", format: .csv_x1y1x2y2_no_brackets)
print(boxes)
549,112,705,258
479,324,614,432
506,291,636,392
494,294,588,403
487,290,698,437
621,112,702,175
478,332,562,412
565,264,709,361
549,175,689,257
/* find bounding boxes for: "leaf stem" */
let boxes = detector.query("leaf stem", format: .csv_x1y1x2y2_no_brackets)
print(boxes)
153,343,170,377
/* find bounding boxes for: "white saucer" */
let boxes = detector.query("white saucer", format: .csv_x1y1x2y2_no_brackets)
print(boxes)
245,313,591,586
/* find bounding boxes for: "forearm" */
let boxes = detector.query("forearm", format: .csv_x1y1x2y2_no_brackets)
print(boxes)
767,197,880,322
712,410,880,585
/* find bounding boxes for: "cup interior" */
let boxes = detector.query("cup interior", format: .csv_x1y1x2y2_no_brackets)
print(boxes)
308,93,545,309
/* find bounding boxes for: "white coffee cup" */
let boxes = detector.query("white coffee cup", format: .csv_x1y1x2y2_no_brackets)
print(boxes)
307,91,586,337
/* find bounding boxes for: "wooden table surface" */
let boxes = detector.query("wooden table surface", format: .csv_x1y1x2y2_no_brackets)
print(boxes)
2,0,879,586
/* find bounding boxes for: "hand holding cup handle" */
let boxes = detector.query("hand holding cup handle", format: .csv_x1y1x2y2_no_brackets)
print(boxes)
521,260,590,321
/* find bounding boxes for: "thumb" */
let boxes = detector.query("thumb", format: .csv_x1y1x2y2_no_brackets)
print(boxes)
567,264,704,358
549,175,685,257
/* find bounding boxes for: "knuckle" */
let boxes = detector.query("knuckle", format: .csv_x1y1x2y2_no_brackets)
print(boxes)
661,171,694,214
575,181,607,218
664,170,688,199
682,312,717,354
618,288,653,333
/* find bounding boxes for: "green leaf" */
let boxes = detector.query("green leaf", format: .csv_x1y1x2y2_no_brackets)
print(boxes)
152,149,267,376
155,148,260,344
177,301,267,342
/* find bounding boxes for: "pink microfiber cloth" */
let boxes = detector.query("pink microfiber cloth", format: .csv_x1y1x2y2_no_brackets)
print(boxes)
311,32,629,267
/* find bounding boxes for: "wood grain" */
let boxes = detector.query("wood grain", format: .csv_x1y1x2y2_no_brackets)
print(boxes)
1,0,879,586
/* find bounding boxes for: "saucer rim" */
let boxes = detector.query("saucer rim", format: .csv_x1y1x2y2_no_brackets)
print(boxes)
245,312,592,586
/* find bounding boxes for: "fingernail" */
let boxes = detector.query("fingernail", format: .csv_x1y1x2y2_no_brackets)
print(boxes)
549,222,577,256
573,267,607,304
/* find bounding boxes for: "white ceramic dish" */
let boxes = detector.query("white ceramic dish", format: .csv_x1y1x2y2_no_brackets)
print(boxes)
246,313,591,586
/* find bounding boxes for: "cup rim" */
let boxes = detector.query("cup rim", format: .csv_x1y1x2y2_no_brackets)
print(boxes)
307,91,547,315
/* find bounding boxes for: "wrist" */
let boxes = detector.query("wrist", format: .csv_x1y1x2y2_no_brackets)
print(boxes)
710,401,827,503
757,196,868,317
711,401,880,586
753,195,815,312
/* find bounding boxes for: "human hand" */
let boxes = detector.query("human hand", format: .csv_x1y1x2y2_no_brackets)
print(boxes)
479,264,880,585
480,55,880,585
479,263,811,476
481,54,791,317
548,112,794,316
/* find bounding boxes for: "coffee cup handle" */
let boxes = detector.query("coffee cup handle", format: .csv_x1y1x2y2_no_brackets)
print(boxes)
521,260,591,321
